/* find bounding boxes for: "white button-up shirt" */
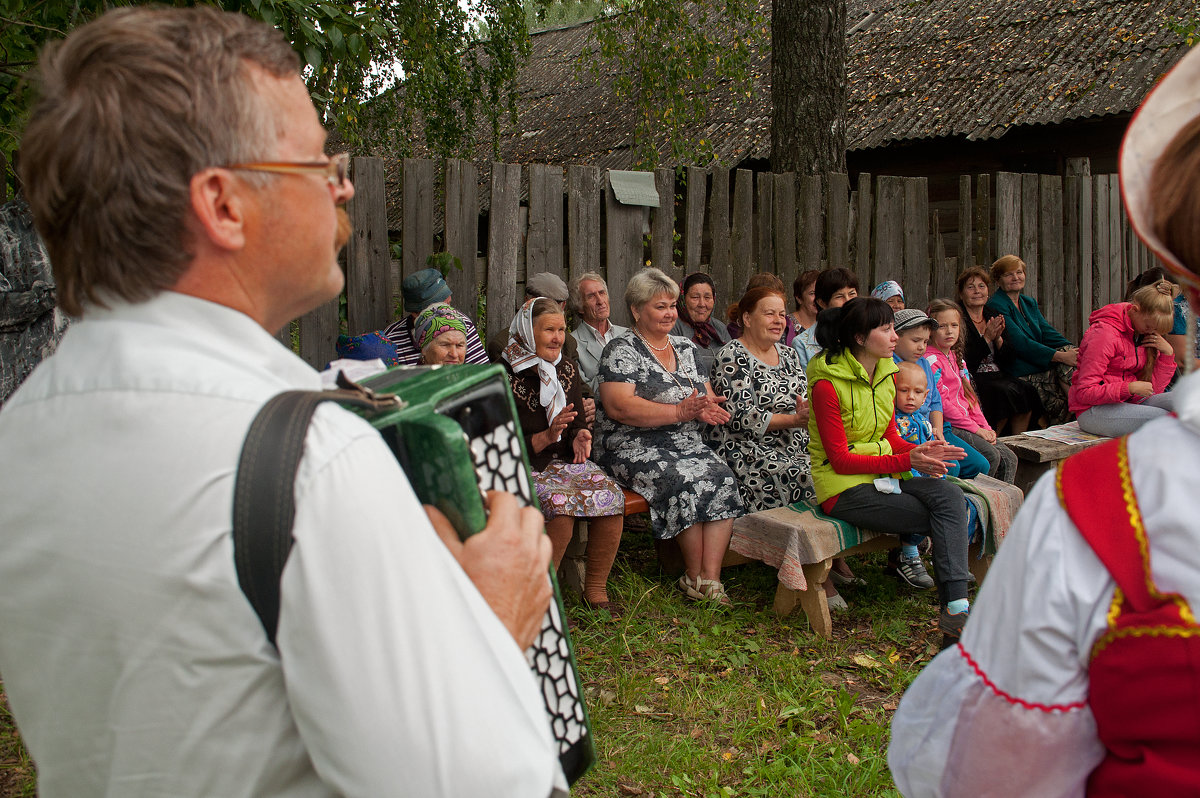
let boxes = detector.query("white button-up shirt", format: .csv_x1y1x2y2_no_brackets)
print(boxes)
0,292,565,797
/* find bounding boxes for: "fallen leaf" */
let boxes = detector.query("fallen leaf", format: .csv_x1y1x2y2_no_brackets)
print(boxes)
852,654,883,669
600,690,617,705
882,701,899,711
722,752,733,761
634,704,653,714
617,783,645,796
847,753,861,765
654,676,670,685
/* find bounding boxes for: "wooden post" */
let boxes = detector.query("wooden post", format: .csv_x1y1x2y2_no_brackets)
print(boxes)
1063,172,1082,342
875,176,904,288
568,165,602,285
756,173,774,277
732,169,754,294
1092,176,1110,308
1107,175,1122,305
684,166,706,273
606,173,644,328
798,175,823,275
487,162,522,343
444,159,479,323
903,177,929,307
527,164,564,277
932,209,953,301
773,172,797,277
1039,174,1064,333
401,158,436,285
709,166,732,309
345,156,392,335
957,175,973,269
855,172,872,277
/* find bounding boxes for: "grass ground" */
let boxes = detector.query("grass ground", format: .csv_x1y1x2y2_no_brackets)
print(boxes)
0,524,946,798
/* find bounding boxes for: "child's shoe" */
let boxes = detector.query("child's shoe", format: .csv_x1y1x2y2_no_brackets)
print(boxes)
896,554,936,590
939,606,969,650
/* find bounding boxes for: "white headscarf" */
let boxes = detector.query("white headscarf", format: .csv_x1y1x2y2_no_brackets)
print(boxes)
502,297,568,438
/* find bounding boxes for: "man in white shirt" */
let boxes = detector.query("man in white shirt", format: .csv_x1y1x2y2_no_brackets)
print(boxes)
0,7,565,797
571,272,627,396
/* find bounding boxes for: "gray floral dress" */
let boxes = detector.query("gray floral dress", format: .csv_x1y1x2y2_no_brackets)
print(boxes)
708,339,815,512
593,332,744,540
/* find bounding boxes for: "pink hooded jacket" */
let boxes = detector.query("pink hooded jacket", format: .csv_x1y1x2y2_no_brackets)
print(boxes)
1068,302,1177,414
927,348,991,433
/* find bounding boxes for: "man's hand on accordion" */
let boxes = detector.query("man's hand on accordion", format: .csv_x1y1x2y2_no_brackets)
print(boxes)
425,491,554,649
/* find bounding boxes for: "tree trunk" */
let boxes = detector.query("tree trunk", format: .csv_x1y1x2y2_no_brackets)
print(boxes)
770,0,847,174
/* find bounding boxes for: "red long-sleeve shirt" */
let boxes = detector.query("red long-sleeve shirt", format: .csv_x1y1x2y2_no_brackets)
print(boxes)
811,379,915,513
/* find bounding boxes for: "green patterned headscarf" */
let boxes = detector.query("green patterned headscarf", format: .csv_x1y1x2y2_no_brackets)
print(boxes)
414,303,469,351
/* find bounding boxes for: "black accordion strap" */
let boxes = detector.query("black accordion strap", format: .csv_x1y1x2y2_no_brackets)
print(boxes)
232,376,399,645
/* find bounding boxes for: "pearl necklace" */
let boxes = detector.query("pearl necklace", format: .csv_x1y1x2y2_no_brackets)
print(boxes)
635,329,695,395
635,329,671,352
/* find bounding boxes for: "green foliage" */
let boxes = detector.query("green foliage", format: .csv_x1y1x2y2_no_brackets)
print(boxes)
1166,13,1199,47
0,0,532,193
426,250,463,277
586,0,766,169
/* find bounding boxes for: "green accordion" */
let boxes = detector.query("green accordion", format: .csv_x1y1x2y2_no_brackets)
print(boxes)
352,363,595,785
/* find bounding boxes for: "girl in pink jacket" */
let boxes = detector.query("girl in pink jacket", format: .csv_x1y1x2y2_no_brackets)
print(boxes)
1068,280,1178,437
927,299,1018,483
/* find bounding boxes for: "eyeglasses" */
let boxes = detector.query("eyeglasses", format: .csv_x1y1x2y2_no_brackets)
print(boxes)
224,152,350,186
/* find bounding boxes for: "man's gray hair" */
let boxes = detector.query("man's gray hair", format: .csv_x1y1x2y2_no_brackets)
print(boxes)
624,267,679,313
19,6,300,316
569,271,607,314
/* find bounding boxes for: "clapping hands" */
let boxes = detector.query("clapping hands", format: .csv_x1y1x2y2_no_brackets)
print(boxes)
676,389,731,425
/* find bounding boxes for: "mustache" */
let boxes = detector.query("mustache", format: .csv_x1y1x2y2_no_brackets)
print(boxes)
336,206,352,250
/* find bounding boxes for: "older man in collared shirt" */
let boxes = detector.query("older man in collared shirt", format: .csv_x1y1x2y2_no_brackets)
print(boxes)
571,272,627,397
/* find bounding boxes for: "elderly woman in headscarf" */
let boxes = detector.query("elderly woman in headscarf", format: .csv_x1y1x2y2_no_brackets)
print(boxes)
501,297,625,614
672,272,732,379
414,303,470,365
889,45,1200,796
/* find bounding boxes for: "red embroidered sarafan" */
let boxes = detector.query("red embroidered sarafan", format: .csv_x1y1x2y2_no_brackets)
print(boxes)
1058,438,1200,796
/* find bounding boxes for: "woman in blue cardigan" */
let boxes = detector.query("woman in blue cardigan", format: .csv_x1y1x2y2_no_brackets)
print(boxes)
984,255,1078,426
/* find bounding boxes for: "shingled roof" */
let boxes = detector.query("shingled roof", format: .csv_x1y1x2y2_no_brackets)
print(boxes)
380,0,1190,169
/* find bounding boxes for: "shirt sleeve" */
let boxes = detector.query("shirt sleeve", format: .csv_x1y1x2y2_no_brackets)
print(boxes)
811,380,912,476
888,474,1109,797
278,411,566,798
1070,326,1129,408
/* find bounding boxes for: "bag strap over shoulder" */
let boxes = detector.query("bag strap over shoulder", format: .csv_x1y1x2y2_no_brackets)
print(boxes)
232,376,399,645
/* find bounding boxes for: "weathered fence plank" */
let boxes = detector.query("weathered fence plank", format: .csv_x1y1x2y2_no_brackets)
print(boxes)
1063,173,1081,341
875,176,904,288
1107,174,1122,306
346,156,392,336
932,209,952,301
1078,175,1093,339
685,167,706,273
856,173,872,276
1092,175,1111,308
487,162,522,342
732,170,754,295
527,164,564,277
651,167,675,275
798,175,823,276
298,299,339,369
444,159,479,322
568,165,601,284
995,172,1020,261
1021,173,1039,291
401,158,435,282
773,173,796,278
826,173,850,272
903,177,929,306
709,166,732,303
1039,175,1064,333
756,174,774,277
606,173,644,327
974,173,993,266
958,175,973,269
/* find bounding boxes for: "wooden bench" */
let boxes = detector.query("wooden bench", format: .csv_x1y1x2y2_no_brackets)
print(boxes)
999,425,1109,494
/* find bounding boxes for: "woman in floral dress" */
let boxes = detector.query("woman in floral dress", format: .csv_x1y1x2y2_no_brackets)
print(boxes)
594,268,744,605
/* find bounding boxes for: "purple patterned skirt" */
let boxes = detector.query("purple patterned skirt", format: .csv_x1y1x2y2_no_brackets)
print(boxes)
533,460,625,521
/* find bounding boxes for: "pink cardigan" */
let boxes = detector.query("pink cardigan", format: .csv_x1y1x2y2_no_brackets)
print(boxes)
1068,302,1177,414
927,348,991,433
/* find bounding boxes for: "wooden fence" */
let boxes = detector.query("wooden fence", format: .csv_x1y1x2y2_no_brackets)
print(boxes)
288,156,1153,368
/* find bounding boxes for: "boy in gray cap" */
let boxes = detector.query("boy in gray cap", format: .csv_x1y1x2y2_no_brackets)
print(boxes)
383,268,489,365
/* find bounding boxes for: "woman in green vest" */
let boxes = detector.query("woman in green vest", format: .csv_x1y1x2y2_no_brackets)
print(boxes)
807,297,973,648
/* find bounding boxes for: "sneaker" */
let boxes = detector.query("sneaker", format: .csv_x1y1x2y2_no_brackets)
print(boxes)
896,555,936,590
827,591,849,612
939,607,969,650
829,570,866,587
